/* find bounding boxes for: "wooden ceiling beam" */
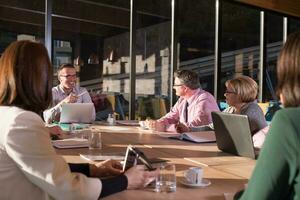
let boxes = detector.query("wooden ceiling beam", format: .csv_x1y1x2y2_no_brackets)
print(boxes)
236,0,300,18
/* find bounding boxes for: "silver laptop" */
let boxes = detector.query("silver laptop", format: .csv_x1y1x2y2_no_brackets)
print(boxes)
60,103,94,123
211,112,258,159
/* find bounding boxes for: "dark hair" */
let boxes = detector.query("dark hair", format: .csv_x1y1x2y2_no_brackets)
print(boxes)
277,31,300,107
57,63,75,78
0,40,53,115
58,63,75,71
174,69,200,90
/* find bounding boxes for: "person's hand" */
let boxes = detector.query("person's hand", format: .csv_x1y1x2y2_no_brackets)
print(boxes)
154,121,166,132
253,126,269,149
47,125,64,140
90,159,123,177
62,93,78,104
175,122,190,133
145,119,155,130
125,165,159,189
145,120,166,132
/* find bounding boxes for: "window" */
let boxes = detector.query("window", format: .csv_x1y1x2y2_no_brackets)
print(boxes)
220,2,260,100
52,0,130,120
177,0,215,95
264,13,283,101
135,0,171,119
0,0,44,52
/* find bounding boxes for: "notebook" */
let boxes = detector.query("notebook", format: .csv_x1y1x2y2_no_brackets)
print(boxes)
60,103,94,123
211,112,258,159
52,138,89,149
157,131,216,143
80,153,125,161
116,120,140,126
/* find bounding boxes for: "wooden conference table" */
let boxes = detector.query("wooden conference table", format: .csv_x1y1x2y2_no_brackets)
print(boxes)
56,122,256,200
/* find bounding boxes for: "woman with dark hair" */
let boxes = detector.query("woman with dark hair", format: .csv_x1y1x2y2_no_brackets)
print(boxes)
235,31,300,199
0,41,157,200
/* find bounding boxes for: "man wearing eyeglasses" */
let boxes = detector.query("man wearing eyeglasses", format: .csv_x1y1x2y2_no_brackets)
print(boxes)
147,69,219,132
43,64,95,123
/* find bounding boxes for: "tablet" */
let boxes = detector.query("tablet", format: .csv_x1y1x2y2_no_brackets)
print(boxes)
122,145,155,171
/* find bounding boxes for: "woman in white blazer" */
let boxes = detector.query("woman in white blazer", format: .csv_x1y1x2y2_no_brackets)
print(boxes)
0,41,158,200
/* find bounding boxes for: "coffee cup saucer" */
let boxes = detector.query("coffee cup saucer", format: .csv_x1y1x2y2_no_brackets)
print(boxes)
180,178,211,187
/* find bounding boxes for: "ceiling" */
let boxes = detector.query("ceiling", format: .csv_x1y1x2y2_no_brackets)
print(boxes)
0,0,171,40
236,0,300,18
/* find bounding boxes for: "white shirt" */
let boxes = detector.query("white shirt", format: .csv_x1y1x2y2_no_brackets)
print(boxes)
0,106,101,200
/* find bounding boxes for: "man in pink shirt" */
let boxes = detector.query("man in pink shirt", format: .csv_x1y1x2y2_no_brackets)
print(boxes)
148,69,219,132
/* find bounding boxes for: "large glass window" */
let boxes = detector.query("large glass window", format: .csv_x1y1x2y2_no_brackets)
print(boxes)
0,0,44,52
135,0,171,120
177,0,215,95
264,13,283,101
3,0,298,119
220,2,260,100
52,0,130,120
289,17,300,34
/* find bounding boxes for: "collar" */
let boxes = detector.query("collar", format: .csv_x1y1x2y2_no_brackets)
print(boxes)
185,88,202,105
58,84,75,95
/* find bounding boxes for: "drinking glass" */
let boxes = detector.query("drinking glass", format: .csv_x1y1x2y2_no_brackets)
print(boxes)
155,163,176,192
88,129,102,150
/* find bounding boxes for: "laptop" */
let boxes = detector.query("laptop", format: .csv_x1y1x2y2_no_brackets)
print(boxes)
60,103,94,123
211,112,258,159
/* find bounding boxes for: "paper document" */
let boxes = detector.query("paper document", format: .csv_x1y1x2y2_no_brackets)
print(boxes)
116,120,140,126
80,153,125,161
52,138,89,148
58,123,90,131
157,131,216,143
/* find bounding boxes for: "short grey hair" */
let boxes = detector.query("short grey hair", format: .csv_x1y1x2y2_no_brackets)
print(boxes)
174,69,200,90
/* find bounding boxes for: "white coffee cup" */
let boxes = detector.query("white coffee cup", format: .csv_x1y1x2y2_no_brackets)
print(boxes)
139,121,147,129
183,167,203,185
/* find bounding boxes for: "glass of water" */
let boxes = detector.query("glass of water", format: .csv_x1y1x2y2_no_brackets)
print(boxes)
155,163,176,192
88,129,102,150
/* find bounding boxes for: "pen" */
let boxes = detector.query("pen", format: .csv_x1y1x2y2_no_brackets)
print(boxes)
77,91,88,97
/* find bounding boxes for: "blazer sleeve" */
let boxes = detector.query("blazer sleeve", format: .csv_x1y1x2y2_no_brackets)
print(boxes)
5,111,101,200
236,110,299,200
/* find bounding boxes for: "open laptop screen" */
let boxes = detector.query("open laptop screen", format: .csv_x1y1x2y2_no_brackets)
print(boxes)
60,103,94,123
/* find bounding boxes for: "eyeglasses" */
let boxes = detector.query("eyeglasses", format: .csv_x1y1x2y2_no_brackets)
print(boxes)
224,90,237,94
60,74,76,79
173,84,184,87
